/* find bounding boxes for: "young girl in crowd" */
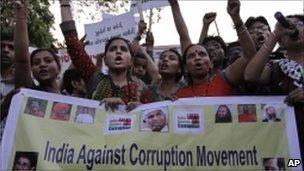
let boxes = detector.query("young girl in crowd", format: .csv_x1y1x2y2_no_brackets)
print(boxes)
14,0,61,93
141,48,185,103
59,0,148,111
1,0,62,123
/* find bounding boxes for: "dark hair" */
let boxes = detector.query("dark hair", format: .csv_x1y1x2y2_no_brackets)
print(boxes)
245,16,271,32
286,14,304,23
1,30,14,42
227,41,240,49
263,158,285,170
30,48,61,71
134,52,147,61
104,37,133,57
215,105,232,123
202,36,227,56
1,53,14,72
62,69,83,94
159,48,183,82
14,152,38,169
182,44,211,85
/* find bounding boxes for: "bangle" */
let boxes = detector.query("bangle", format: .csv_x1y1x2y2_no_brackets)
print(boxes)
237,25,246,34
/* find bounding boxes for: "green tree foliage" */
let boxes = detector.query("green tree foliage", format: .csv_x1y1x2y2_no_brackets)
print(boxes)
1,0,128,48
1,0,55,48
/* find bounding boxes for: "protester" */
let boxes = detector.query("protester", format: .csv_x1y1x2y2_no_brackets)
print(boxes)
141,48,184,103
131,20,161,85
198,11,228,71
59,0,149,112
1,30,15,99
1,0,62,138
202,36,228,72
244,14,304,160
198,12,217,44
226,41,244,66
168,0,192,55
175,0,256,98
62,68,87,98
245,16,271,51
13,0,61,93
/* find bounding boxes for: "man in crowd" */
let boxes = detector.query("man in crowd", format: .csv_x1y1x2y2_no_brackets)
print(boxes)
1,30,15,100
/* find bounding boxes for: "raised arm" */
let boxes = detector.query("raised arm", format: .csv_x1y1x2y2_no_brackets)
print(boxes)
131,20,161,85
145,31,154,60
59,0,97,82
168,0,192,54
227,0,256,59
223,0,258,85
198,12,217,44
244,23,293,84
14,0,33,88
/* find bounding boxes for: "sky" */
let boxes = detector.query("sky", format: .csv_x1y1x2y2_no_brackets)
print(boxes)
50,0,303,47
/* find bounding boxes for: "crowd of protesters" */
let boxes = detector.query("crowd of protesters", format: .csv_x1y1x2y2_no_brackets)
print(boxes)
1,0,303,162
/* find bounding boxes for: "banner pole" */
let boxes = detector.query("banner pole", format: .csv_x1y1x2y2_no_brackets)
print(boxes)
137,0,144,21
214,19,220,36
148,9,153,31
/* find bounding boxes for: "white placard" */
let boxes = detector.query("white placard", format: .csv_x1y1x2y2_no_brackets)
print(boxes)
130,0,170,13
84,12,137,55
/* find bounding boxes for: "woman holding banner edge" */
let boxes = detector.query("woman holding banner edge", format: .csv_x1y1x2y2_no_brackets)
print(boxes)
59,0,149,112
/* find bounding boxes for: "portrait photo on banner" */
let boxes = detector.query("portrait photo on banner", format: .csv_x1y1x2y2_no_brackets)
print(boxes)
12,151,38,171
237,104,257,123
213,104,233,123
75,106,96,124
261,104,283,122
50,102,72,121
140,107,169,132
262,157,285,170
24,97,48,118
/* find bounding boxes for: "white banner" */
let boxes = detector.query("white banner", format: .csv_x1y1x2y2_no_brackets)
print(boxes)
130,0,170,13
1,89,302,170
84,12,137,55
